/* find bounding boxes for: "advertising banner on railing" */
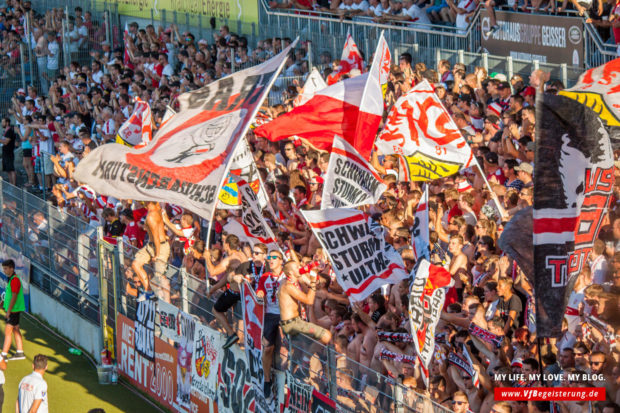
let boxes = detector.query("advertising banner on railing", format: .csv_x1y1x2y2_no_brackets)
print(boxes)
117,314,181,412
0,243,31,312
190,322,224,412
112,0,258,31
480,10,584,66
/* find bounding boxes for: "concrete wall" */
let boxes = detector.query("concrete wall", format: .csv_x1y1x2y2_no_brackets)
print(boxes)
30,286,102,362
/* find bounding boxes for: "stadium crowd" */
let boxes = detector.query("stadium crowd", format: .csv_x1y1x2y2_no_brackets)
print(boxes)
0,1,620,412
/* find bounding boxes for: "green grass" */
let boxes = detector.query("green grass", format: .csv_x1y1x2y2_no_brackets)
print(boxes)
1,313,160,413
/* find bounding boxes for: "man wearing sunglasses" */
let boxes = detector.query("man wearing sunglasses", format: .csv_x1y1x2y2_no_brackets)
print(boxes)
235,243,267,289
256,250,285,398
451,391,471,413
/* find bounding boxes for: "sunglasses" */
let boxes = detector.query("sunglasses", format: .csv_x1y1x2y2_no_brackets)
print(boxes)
266,255,281,260
453,401,466,405
252,250,264,255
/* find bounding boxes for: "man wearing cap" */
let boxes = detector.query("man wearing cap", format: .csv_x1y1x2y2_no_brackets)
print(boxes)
514,163,533,188
497,81,512,111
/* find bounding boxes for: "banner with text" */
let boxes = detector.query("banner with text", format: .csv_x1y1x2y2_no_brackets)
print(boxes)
74,43,295,221
321,135,386,209
157,299,181,343
480,10,583,65
190,322,224,410
134,299,156,361
117,314,179,412
302,208,409,302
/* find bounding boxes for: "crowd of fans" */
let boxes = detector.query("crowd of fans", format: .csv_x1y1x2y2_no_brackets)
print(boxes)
0,0,620,412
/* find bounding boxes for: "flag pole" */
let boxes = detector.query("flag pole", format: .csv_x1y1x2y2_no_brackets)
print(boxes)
205,38,300,251
472,156,509,220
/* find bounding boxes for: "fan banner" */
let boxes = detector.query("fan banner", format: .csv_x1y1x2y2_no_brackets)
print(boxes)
321,135,386,209
116,97,153,148
375,79,473,181
301,208,408,302
533,93,614,337
218,138,270,209
242,282,272,412
326,33,364,85
408,259,453,386
191,322,224,404
411,185,430,262
74,41,296,220
293,68,327,107
235,179,281,252
559,58,620,127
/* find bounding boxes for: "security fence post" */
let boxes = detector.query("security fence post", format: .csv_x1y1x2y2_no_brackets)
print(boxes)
326,344,338,402
482,52,488,72
19,43,26,90
181,268,189,314
561,63,568,87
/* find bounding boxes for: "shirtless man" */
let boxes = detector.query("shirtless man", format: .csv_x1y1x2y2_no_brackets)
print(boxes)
205,235,248,348
278,261,331,345
132,201,170,301
448,235,469,298
350,312,378,368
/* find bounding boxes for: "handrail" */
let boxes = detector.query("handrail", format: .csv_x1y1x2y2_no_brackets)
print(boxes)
259,0,482,39
584,21,618,58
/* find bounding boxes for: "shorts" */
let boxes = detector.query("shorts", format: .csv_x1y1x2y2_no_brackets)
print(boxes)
214,289,240,313
2,155,14,172
426,3,447,13
280,317,327,342
6,311,21,326
22,148,32,158
133,241,170,278
263,313,281,347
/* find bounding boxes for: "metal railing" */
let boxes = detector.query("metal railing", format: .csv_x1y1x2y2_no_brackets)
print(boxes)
0,179,100,323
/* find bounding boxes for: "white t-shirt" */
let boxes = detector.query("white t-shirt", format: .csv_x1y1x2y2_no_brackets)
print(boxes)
18,372,48,413
67,28,80,53
404,4,431,25
92,70,104,85
352,0,370,10
77,25,88,48
47,41,59,70
339,2,353,9
455,0,477,30
590,255,608,285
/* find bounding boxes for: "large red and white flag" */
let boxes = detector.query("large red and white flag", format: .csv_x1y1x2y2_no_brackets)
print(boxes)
375,79,474,181
74,41,296,220
293,68,327,107
116,97,153,148
255,34,387,160
321,135,386,209
302,208,409,302
326,33,364,85
408,258,453,387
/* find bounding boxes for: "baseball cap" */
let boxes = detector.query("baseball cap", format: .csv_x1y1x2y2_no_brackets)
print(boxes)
484,151,498,165
521,86,536,97
515,162,533,174
497,81,511,90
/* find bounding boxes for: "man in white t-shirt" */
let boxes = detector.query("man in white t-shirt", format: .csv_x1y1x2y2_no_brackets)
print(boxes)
45,32,59,81
17,354,48,413
382,0,431,24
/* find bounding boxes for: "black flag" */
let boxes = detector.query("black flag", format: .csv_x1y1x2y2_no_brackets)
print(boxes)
533,93,614,338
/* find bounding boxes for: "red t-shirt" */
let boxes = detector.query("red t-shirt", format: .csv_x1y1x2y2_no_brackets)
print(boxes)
10,276,21,293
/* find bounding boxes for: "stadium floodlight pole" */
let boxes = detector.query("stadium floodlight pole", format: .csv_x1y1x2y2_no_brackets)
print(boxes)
204,37,301,253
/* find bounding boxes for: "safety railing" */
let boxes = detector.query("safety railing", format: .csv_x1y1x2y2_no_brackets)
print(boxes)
0,178,100,323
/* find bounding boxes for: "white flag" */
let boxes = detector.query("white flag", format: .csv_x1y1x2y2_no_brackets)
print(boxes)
293,68,327,107
302,208,409,302
375,79,473,181
321,135,386,209
74,40,297,220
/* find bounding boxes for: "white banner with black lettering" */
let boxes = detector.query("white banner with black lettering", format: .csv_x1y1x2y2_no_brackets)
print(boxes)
302,208,409,302
157,299,180,343
74,41,296,220
236,179,281,252
321,135,386,209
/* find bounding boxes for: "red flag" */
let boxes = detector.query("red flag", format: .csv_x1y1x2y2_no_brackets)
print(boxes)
326,33,364,85
254,34,388,160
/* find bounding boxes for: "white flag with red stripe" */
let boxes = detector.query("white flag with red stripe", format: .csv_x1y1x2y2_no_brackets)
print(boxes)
116,97,153,147
326,33,364,85
123,22,132,66
74,41,296,221
375,79,474,181
236,179,281,252
321,135,386,209
302,208,409,302
411,186,429,262
293,68,327,107
409,258,453,387
255,35,385,160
